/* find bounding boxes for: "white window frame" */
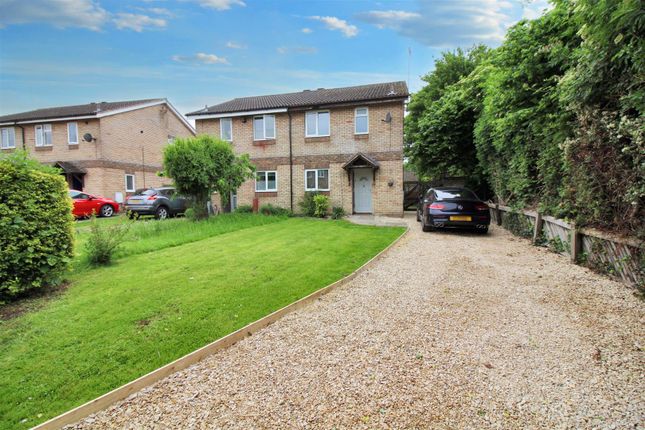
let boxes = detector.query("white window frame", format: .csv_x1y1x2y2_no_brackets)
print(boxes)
67,122,78,145
35,124,53,147
220,118,233,142
255,170,278,192
354,107,369,135
305,110,330,137
304,168,330,191
253,114,276,141
1,127,16,149
125,174,136,192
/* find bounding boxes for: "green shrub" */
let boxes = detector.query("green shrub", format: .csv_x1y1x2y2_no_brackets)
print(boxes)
259,204,291,216
298,191,319,217
235,204,253,213
184,207,196,220
84,214,131,265
313,194,329,218
0,151,74,300
331,206,346,220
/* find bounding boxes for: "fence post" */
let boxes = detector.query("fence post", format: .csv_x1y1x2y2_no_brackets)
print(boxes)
495,203,502,226
532,212,543,245
570,222,581,263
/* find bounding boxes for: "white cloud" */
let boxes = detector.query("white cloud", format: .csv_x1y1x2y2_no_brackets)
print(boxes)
301,27,313,34
309,16,358,38
147,7,174,17
276,46,318,55
172,52,230,65
0,0,109,31
191,0,246,10
226,41,246,49
113,13,166,32
356,0,518,47
521,0,553,20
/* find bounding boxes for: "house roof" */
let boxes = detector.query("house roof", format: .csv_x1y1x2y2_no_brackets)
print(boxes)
0,99,163,123
187,81,409,117
0,98,196,134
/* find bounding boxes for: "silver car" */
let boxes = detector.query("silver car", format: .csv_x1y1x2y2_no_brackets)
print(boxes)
125,187,189,219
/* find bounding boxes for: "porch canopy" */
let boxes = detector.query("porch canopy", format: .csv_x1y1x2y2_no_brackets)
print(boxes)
342,152,379,183
54,161,87,174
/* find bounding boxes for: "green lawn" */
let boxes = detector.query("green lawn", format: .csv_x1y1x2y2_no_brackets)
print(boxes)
0,215,404,429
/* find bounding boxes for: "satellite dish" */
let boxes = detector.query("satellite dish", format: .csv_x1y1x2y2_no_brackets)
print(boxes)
384,112,392,123
83,133,94,142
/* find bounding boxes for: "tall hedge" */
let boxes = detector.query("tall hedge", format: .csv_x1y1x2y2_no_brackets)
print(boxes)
0,152,74,300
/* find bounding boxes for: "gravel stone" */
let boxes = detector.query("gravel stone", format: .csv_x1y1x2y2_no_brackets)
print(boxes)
67,215,645,429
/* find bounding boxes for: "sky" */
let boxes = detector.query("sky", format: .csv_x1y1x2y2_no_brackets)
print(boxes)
0,0,551,118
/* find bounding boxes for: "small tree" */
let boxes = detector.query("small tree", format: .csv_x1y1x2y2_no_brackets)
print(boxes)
163,135,255,219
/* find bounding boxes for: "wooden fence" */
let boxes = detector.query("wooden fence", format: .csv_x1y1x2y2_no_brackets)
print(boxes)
488,203,644,287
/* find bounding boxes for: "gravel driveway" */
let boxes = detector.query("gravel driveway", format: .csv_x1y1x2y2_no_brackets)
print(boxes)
69,215,644,429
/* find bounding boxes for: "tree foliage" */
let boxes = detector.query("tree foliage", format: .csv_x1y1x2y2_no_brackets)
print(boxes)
0,151,74,300
406,0,644,237
163,135,255,219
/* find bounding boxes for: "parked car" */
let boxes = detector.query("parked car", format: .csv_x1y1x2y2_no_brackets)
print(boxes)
125,187,188,219
417,187,490,233
69,190,119,218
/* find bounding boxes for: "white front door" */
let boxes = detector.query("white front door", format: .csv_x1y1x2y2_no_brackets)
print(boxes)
353,168,373,213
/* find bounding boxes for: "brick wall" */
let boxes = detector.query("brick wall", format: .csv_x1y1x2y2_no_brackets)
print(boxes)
195,101,404,216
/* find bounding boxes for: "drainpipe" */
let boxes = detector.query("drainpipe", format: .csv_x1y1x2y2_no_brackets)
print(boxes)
288,111,293,212
16,124,25,150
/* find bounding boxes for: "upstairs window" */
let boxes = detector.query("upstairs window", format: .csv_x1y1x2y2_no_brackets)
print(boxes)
355,107,368,134
253,115,275,140
255,171,277,192
67,122,78,145
305,169,330,191
1,127,16,149
305,111,330,137
220,118,232,141
35,124,53,147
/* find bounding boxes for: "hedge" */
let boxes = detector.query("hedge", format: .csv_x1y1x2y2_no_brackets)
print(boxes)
0,153,74,301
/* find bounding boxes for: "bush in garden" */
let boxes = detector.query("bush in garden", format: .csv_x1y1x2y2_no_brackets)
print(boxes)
313,194,329,218
0,151,74,301
84,214,132,265
235,204,253,213
331,206,346,220
298,191,319,217
259,204,291,216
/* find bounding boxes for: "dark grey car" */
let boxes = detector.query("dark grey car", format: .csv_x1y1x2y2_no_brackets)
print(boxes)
125,187,188,219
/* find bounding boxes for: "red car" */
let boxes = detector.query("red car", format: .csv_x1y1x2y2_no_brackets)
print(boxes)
69,190,120,218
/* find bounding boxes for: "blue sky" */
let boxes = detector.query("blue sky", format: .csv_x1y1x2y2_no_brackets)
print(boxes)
0,0,550,117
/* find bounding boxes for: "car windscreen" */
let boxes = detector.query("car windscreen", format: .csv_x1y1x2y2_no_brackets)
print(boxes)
140,189,157,196
435,189,478,200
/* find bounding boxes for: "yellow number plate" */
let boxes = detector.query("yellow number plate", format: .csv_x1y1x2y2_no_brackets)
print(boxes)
450,215,472,222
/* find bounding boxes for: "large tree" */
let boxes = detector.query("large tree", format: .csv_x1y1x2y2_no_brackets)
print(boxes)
163,135,255,219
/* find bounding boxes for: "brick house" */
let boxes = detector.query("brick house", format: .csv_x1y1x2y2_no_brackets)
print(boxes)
0,99,195,202
187,82,408,216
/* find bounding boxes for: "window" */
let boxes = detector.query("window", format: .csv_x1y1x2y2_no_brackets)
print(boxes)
167,135,175,144
355,107,368,134
35,124,53,147
67,122,78,145
125,174,136,192
305,169,330,191
255,171,277,192
1,127,15,149
220,118,233,141
434,189,478,200
253,115,275,140
305,111,330,137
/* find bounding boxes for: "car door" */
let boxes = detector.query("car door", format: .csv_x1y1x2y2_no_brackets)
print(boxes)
72,192,93,216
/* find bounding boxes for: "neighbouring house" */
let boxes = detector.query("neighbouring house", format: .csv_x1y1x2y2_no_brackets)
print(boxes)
0,99,195,203
187,81,408,216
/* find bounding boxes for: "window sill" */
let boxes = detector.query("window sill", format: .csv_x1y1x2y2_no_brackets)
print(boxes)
305,136,331,143
252,139,276,146
354,134,369,140
68,144,79,150
255,191,277,197
35,146,53,151
305,190,330,195
1,147,16,151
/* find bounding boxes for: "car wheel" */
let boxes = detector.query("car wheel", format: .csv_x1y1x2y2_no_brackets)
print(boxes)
155,206,169,220
422,223,434,232
99,204,114,218
479,226,489,234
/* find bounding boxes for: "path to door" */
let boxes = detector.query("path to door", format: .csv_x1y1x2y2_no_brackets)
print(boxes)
69,215,644,429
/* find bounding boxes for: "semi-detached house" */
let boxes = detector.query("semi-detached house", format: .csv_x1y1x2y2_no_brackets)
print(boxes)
187,81,408,216
0,99,195,202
